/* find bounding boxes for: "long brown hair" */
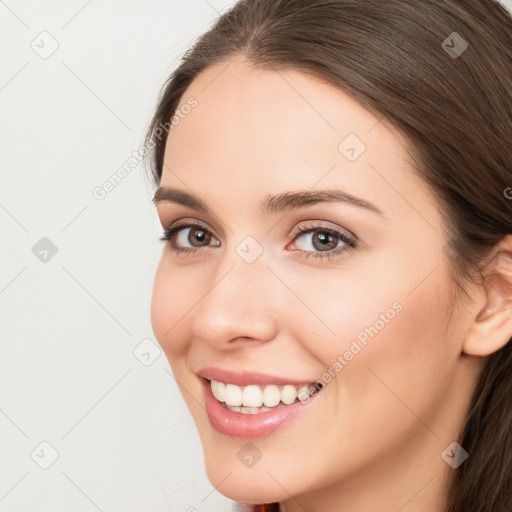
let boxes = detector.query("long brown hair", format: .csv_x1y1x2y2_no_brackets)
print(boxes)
144,1,512,510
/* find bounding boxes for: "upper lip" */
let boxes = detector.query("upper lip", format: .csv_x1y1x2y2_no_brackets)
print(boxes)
197,366,316,386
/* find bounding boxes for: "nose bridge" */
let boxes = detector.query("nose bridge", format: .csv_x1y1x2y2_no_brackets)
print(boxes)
191,244,279,346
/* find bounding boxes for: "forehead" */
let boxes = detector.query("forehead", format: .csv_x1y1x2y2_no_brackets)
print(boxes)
161,56,425,222
167,56,388,156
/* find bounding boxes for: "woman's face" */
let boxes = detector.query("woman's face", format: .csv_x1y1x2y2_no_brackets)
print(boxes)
151,57,481,508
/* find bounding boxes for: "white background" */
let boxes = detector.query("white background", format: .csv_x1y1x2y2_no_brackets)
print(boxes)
1,1,511,511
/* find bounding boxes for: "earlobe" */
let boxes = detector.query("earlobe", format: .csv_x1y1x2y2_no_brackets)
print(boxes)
462,235,512,357
464,307,512,356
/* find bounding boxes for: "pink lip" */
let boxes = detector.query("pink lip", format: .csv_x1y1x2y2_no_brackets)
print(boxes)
197,366,315,386
200,377,322,438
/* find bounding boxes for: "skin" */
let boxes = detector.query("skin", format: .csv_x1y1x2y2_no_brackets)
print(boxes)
151,56,512,511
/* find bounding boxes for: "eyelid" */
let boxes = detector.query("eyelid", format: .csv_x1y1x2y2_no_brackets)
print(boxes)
289,220,355,241
166,218,219,238
168,217,209,229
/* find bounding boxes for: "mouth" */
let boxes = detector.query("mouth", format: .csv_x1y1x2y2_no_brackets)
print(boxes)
208,379,323,414
198,371,324,438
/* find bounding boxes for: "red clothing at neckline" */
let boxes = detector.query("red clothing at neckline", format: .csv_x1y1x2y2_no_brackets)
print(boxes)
235,503,280,511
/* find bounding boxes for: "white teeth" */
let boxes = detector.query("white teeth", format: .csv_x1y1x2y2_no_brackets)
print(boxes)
242,385,263,407
262,384,281,407
224,384,242,406
211,380,225,402
209,379,321,411
297,384,310,402
239,406,262,414
280,384,297,405
225,405,274,413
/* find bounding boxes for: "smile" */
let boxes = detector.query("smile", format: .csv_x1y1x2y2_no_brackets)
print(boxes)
210,379,323,414
199,373,324,437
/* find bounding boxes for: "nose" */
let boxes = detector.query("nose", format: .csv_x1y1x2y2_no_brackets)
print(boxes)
191,254,280,350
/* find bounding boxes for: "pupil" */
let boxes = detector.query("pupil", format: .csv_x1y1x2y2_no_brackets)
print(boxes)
315,231,335,250
190,229,207,247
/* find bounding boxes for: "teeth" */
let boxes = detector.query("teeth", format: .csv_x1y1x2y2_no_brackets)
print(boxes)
211,380,225,401
224,405,275,413
262,384,280,407
242,385,263,407
209,379,321,410
224,384,242,406
297,384,310,402
281,384,297,405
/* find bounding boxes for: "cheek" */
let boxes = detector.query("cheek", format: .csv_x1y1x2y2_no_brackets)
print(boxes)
333,273,452,443
296,257,453,429
281,262,407,363
306,249,452,373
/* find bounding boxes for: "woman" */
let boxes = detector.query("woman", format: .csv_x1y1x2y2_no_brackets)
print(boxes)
145,1,512,510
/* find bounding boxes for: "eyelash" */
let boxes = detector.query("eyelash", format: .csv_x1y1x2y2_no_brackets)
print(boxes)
158,222,357,261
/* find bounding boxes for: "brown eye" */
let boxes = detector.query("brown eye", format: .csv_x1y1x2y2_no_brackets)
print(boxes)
186,227,212,247
293,228,350,253
310,231,339,251
288,224,357,262
159,223,220,252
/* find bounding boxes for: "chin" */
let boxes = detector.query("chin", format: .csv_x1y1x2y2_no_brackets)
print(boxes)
204,463,286,504
200,442,307,505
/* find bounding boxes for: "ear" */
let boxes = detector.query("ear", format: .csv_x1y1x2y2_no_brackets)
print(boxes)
463,234,512,357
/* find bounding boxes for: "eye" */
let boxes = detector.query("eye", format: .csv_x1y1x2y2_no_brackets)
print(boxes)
288,223,356,261
159,221,220,254
159,220,357,261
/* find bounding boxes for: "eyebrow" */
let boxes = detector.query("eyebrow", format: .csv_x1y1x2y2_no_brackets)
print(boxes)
153,187,385,217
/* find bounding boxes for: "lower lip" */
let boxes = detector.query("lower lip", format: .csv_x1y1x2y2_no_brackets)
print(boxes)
201,378,320,438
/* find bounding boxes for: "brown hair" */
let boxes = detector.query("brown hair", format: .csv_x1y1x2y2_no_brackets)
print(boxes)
144,1,512,510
